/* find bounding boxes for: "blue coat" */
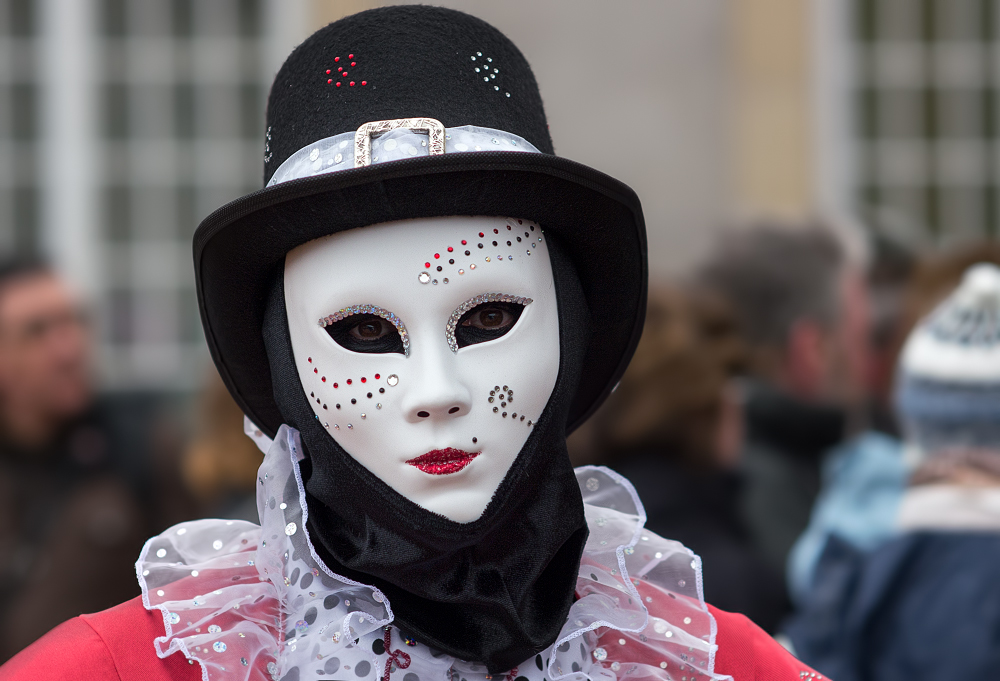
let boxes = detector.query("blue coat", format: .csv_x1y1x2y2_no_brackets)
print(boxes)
786,531,1000,680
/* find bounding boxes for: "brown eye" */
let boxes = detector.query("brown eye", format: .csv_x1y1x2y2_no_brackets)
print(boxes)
325,313,405,354
351,319,387,340
454,301,526,348
464,306,512,330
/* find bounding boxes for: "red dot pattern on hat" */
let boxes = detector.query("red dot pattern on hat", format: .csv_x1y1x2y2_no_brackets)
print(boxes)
324,54,368,87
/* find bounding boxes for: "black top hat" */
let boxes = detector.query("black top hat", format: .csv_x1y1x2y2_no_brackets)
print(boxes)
194,5,647,438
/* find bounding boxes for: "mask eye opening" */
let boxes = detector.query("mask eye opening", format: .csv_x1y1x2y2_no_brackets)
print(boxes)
445,293,533,352
319,305,409,356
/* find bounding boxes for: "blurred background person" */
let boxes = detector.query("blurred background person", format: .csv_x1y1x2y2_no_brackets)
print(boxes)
695,221,872,607
786,262,1000,680
570,287,787,633
787,239,1000,606
0,259,150,660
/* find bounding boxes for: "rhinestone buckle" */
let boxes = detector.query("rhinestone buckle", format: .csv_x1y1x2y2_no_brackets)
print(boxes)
354,117,445,168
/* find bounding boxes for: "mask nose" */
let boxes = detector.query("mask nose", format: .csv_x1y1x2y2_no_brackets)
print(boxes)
399,343,472,423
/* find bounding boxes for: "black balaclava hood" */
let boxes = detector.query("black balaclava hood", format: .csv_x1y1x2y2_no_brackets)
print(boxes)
262,235,591,673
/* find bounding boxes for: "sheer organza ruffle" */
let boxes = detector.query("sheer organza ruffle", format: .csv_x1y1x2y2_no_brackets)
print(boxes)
137,425,728,681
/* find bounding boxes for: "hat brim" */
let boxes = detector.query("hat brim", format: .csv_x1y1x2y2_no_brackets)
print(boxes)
194,151,647,439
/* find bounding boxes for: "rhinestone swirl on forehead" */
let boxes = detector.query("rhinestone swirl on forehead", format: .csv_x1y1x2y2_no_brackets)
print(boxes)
318,304,410,356
446,293,532,353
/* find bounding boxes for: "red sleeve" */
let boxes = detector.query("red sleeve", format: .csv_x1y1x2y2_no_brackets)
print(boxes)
0,597,201,681
589,566,824,681
0,616,118,680
710,605,824,680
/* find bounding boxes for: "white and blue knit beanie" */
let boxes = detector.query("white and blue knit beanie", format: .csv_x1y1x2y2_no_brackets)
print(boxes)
895,263,1000,454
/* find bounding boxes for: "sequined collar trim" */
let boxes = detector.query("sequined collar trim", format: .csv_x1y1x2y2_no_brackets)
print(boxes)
137,425,726,681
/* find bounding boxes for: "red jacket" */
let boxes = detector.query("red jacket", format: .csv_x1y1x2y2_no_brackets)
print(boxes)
1,597,822,681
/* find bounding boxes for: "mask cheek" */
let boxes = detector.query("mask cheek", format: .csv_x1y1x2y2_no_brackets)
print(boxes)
294,343,401,436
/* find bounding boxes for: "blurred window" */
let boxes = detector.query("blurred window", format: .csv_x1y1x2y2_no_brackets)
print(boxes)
854,0,1000,240
0,0,39,257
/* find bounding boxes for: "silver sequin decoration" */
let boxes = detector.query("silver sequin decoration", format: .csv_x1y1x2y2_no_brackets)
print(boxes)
445,293,533,353
318,304,410,356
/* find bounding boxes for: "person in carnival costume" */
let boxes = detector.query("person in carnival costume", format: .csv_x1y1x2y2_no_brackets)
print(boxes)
2,7,822,680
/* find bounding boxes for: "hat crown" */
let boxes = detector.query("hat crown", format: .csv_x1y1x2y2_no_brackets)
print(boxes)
263,5,554,185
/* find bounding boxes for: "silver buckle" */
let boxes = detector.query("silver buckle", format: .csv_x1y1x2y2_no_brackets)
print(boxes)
354,117,446,168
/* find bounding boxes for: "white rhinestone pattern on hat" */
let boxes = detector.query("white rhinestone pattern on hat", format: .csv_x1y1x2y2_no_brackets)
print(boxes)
318,304,410,356
445,293,532,353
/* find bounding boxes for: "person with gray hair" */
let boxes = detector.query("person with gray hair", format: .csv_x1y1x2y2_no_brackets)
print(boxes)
696,221,873,609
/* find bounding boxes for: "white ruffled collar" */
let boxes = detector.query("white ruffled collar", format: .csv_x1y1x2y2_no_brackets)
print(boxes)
137,425,727,681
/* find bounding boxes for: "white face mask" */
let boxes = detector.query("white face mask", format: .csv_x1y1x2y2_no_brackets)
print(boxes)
284,216,560,522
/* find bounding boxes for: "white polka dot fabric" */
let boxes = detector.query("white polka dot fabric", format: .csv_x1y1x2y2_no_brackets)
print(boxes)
137,426,727,681
266,126,538,188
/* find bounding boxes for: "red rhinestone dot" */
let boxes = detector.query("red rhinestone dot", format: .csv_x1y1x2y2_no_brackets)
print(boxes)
333,383,338,388
461,240,467,245
336,82,341,87
361,377,367,383
338,67,342,71
347,379,352,385
351,62,356,66
479,232,485,237
375,373,380,380
424,262,431,268
321,376,326,382
434,253,440,259
362,81,367,86
326,69,331,74
327,79,332,84
350,81,355,86
493,228,499,234
335,57,340,62
314,368,318,373
308,357,312,362
342,72,348,77
447,246,454,252
349,54,354,59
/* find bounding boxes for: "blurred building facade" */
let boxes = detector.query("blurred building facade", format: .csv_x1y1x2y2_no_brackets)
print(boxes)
0,0,309,391
1,0,993,392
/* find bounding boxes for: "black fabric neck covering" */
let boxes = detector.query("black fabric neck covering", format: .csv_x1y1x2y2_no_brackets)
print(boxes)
262,237,591,673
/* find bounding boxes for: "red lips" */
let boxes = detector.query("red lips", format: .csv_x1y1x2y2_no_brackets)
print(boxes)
406,448,480,475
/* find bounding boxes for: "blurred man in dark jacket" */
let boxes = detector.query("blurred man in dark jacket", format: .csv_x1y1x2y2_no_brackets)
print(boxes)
697,223,871,595
0,260,151,660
